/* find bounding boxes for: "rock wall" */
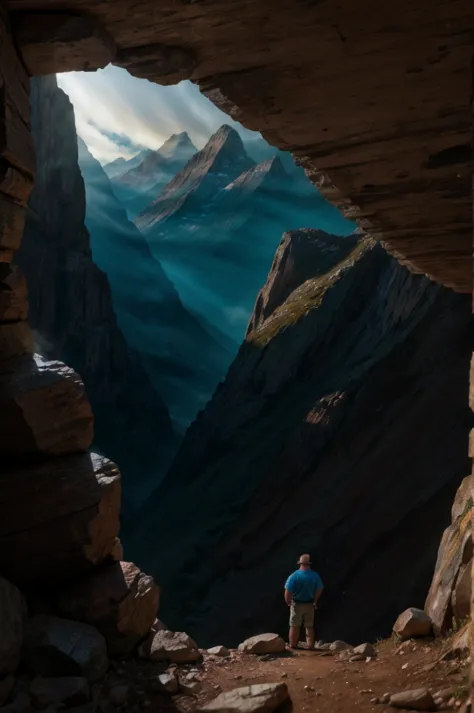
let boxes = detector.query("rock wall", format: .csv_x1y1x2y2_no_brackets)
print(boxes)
0,9,158,666
128,231,472,647
15,75,175,512
4,0,472,292
425,475,472,633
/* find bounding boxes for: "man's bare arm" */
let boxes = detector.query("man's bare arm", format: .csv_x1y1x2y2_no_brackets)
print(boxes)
284,589,293,606
314,587,323,606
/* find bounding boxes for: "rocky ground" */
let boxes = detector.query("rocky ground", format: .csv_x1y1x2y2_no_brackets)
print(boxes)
97,631,471,713
4,622,470,713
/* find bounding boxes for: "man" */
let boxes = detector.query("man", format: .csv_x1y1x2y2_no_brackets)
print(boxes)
284,553,323,649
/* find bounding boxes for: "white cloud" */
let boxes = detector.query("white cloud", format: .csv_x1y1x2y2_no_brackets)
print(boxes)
57,65,258,165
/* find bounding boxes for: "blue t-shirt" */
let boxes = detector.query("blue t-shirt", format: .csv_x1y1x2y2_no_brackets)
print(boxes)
285,569,323,602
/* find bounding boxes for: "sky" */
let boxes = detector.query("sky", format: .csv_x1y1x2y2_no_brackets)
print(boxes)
57,65,258,165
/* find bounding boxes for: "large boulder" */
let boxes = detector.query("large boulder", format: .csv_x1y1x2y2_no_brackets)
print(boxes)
393,608,432,640
54,561,159,655
22,614,108,681
238,634,285,655
425,475,473,633
0,452,121,586
0,355,93,458
140,629,200,663
199,683,289,713
0,576,25,676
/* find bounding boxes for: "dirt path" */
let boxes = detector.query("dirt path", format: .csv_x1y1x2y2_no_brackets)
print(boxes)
108,637,469,713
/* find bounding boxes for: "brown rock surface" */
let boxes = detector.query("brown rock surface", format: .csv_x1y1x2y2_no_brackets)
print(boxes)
238,635,285,656
389,689,435,711
425,475,473,633
54,561,159,655
0,264,27,321
12,12,116,75
0,453,120,586
0,576,25,676
393,609,432,641
0,321,34,361
199,683,289,713
140,630,200,663
0,354,93,458
4,0,473,290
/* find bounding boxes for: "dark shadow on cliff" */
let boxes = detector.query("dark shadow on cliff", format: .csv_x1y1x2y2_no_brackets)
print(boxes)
125,236,473,647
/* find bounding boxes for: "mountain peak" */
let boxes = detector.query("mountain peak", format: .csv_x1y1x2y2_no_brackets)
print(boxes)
157,131,197,161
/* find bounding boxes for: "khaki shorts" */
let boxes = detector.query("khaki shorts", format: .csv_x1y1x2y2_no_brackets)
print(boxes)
290,601,314,628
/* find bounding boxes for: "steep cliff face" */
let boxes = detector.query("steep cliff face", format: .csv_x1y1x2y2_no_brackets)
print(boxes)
129,231,472,646
16,75,175,512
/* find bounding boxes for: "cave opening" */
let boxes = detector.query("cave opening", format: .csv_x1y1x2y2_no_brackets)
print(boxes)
0,0,473,688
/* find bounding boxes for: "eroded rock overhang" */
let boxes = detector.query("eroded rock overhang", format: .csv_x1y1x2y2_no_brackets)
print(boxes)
5,0,474,292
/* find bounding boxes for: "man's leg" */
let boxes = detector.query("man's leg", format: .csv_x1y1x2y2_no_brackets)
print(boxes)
304,604,315,649
288,603,301,648
305,626,315,649
289,626,300,648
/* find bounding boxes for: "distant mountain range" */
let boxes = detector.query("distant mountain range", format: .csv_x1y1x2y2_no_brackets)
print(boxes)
78,138,232,431
107,132,197,218
83,124,353,427
130,124,354,342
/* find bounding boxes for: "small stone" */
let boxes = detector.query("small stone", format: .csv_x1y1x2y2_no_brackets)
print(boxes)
402,663,409,670
207,646,230,657
304,685,314,692
234,675,243,680
434,698,443,707
381,694,391,704
185,673,200,683
180,681,201,695
238,634,285,655
390,688,435,710
349,654,365,662
371,697,380,704
108,685,131,706
150,673,178,695
329,641,352,654
354,643,377,658
280,673,288,679
140,630,200,663
448,698,456,708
